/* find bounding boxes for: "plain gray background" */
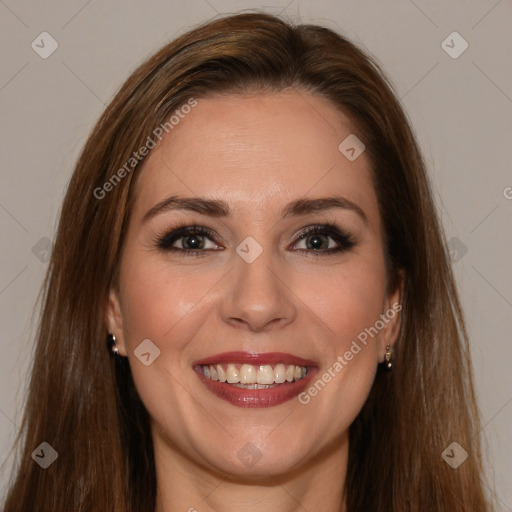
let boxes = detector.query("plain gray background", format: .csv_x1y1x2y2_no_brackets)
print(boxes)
1,0,511,507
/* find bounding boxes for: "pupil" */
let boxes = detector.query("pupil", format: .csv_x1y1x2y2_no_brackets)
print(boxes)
186,235,202,249
309,235,324,249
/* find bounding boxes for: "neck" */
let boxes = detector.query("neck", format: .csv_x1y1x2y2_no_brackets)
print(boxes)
153,429,349,512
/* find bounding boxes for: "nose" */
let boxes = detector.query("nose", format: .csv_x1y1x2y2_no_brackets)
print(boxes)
220,249,297,333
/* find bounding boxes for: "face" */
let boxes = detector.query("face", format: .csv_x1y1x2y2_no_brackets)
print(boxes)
107,91,402,479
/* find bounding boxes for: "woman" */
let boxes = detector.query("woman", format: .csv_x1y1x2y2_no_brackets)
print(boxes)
3,12,494,512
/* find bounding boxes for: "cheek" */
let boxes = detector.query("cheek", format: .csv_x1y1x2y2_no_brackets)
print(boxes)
118,256,207,347
291,255,387,413
116,256,218,406
295,283,383,440
293,257,388,350
116,257,206,437
314,350,378,437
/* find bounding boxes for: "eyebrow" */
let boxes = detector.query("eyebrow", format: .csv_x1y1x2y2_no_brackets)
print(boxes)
141,195,368,225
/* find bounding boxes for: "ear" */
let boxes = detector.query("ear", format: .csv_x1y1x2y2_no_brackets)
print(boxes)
378,269,405,363
106,286,127,357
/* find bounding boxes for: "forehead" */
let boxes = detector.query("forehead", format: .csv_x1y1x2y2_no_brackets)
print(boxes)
131,91,379,226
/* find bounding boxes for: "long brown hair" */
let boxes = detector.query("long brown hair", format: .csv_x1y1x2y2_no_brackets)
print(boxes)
3,12,495,511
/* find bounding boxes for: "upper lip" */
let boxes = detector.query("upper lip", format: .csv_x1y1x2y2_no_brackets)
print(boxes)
192,351,318,367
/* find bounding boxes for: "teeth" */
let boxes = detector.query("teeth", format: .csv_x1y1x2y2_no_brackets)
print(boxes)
226,364,239,383
274,363,286,383
240,364,257,384
217,365,227,382
231,382,279,389
257,365,274,385
201,363,308,385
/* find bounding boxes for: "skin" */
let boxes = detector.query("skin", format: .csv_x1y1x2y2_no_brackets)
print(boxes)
106,90,403,512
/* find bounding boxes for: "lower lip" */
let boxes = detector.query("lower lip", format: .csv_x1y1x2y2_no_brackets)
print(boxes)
193,366,318,408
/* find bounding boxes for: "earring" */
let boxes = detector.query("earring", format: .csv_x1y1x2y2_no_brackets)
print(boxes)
108,333,119,355
384,343,392,369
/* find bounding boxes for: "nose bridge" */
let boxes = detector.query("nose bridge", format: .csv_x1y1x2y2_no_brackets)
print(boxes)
221,242,296,331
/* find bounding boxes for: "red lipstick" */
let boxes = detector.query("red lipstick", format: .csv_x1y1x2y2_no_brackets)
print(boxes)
193,351,317,367
192,351,319,408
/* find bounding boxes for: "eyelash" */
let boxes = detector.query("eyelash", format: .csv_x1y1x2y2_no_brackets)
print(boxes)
152,222,357,257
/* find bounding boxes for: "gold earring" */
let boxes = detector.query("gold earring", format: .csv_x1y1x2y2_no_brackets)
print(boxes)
384,343,392,369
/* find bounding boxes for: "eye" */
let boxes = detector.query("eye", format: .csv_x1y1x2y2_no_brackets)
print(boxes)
154,225,221,255
291,223,356,255
153,222,356,256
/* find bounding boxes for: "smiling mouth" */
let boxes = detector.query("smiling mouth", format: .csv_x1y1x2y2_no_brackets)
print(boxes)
198,362,309,388
192,351,318,408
